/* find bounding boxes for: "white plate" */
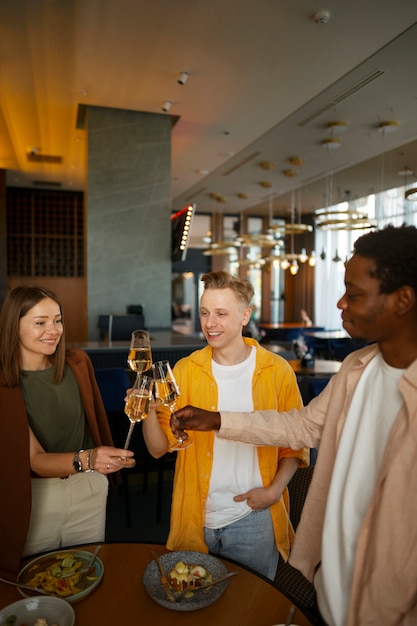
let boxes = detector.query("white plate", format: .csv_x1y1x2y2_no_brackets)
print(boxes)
143,550,230,611
0,596,75,626
17,548,104,604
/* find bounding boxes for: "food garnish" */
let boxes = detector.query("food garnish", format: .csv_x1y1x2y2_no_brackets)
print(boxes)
167,560,212,593
23,553,97,597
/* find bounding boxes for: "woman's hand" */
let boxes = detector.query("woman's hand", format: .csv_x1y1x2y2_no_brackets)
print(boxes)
89,446,135,474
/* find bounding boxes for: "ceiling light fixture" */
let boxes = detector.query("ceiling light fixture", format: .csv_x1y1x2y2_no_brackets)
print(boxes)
202,242,239,256
203,209,240,256
288,156,304,166
289,259,299,275
378,120,399,134
322,137,341,150
405,187,417,201
327,120,347,135
260,161,274,170
236,233,277,248
178,71,188,85
264,191,315,270
315,207,377,230
162,100,172,112
209,192,227,202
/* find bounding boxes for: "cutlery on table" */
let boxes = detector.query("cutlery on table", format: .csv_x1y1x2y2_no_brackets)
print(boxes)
150,549,176,603
285,604,297,626
0,577,49,596
61,544,102,581
175,570,239,601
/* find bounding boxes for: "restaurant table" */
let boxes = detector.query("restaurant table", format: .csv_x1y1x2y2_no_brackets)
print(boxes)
303,330,349,340
258,323,324,343
303,330,350,359
289,358,342,377
0,543,313,625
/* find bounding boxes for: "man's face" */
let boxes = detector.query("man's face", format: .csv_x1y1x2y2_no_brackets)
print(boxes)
199,287,251,350
337,254,397,343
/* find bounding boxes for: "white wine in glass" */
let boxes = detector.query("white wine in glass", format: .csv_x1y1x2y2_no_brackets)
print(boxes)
127,329,152,373
152,360,193,451
123,374,153,449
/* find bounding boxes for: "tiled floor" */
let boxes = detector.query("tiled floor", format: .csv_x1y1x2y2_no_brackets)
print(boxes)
105,468,174,544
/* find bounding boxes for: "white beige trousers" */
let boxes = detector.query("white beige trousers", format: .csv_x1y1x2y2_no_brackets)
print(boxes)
23,471,108,557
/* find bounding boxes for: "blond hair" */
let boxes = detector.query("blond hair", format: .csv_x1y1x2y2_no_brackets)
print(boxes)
201,271,254,308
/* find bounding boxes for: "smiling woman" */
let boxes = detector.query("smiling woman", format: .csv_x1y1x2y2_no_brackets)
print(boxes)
0,286,135,579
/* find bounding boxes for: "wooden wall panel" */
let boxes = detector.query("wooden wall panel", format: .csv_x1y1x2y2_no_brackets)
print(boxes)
7,277,87,343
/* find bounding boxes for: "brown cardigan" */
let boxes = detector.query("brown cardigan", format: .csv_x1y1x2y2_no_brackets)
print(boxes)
0,348,115,579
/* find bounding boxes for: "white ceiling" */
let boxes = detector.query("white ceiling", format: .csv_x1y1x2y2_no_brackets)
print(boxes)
1,0,417,229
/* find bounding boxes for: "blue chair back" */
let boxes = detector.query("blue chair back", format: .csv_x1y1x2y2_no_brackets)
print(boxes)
94,367,131,412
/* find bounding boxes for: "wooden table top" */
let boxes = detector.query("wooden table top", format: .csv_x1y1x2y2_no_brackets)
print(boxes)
289,358,342,376
303,330,349,340
0,543,312,626
258,322,323,330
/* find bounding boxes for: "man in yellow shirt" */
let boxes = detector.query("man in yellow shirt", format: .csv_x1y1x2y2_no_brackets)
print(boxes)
143,271,308,580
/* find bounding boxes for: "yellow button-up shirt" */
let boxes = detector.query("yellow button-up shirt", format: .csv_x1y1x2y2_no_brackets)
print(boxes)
157,337,309,560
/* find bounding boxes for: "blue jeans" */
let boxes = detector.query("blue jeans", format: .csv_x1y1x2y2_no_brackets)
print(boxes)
204,509,279,580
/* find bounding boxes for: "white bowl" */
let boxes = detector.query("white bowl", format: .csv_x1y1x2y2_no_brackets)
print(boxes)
0,596,75,626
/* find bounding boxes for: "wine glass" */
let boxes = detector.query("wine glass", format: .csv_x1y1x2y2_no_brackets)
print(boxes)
127,330,152,375
152,360,193,451
123,374,153,449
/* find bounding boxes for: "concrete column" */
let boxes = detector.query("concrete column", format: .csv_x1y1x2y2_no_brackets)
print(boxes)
86,106,172,339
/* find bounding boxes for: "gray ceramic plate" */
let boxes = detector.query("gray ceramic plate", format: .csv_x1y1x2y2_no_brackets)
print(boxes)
18,549,104,604
143,551,229,611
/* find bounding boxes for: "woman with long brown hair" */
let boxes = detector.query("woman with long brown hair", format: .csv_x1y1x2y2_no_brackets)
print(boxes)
0,286,135,579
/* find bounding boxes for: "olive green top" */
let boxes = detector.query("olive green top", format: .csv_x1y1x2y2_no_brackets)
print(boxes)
20,365,93,452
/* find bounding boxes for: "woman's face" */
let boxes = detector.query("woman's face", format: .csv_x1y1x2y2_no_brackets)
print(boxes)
19,297,63,367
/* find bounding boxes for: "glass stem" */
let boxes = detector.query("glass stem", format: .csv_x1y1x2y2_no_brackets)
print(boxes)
123,421,135,449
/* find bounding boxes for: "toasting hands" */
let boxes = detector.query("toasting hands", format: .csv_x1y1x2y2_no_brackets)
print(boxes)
171,405,221,438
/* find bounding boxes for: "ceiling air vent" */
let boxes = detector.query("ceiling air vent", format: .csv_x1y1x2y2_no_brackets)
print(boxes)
297,69,387,127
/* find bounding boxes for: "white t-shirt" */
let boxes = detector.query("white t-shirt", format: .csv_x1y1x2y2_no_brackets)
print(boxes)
315,352,405,626
205,347,263,529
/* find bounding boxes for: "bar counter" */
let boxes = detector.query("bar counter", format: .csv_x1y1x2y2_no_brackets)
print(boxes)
70,330,207,369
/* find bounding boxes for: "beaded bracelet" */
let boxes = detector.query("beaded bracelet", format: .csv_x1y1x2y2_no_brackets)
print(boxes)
86,448,93,470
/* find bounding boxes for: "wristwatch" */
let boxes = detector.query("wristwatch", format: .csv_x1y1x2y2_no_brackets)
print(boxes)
72,450,84,473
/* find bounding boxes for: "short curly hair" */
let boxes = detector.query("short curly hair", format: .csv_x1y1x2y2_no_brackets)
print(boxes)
353,224,417,295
